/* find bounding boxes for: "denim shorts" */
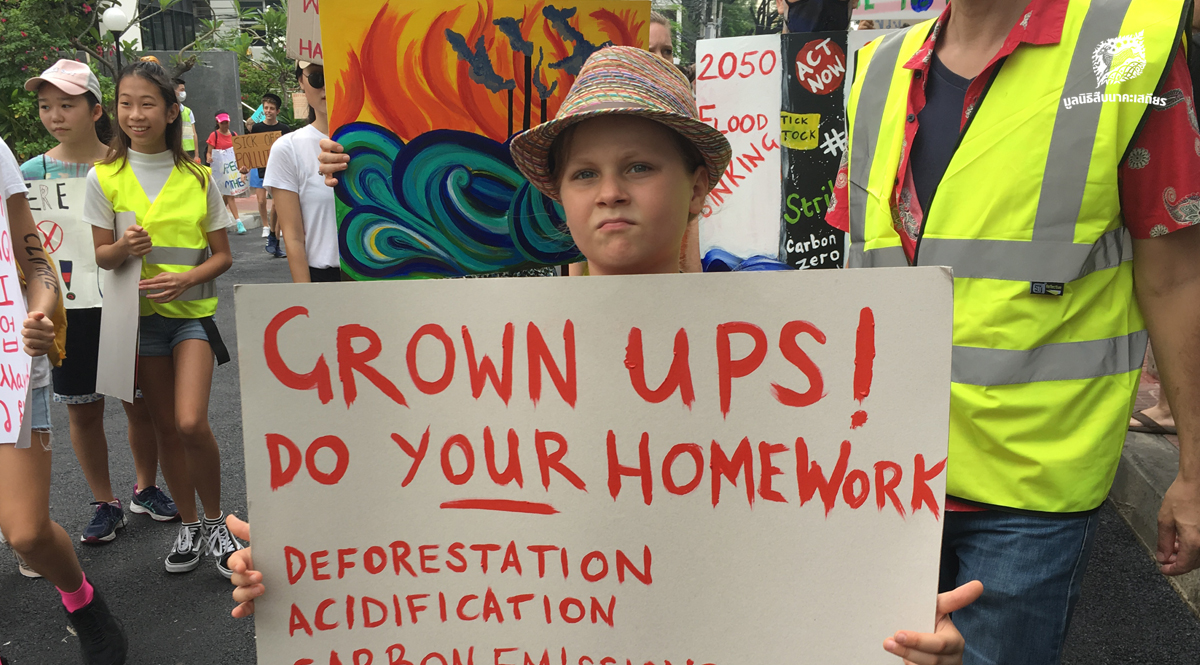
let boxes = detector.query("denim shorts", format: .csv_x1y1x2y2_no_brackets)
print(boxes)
29,385,51,433
139,314,209,357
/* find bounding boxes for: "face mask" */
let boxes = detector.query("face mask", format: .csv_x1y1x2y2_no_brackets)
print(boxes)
178,91,187,102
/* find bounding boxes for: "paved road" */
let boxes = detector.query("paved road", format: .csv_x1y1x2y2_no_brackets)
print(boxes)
1,231,1198,664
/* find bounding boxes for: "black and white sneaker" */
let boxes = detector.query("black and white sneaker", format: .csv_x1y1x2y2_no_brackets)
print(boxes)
65,587,128,665
204,516,244,579
165,522,203,573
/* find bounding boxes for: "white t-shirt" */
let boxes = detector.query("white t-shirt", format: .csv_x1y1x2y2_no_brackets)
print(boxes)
263,125,338,269
0,141,51,389
82,149,231,233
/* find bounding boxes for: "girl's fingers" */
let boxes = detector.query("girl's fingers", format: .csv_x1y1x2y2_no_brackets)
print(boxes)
232,581,265,604
882,635,952,665
231,599,256,618
937,580,984,615
226,515,251,541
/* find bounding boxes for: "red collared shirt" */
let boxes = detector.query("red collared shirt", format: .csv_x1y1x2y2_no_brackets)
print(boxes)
826,0,1200,257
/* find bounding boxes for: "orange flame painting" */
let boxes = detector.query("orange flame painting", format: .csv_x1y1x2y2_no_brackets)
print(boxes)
322,0,649,280
324,0,649,141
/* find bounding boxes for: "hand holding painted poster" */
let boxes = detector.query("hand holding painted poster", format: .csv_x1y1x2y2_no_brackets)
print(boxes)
694,36,785,271
0,197,32,443
321,0,649,278
24,178,107,309
236,268,953,664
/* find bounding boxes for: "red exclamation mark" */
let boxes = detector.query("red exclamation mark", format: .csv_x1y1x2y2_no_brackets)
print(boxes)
851,307,875,429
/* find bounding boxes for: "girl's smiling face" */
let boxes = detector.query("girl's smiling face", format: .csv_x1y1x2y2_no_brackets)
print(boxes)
556,115,708,276
117,74,178,153
37,84,101,145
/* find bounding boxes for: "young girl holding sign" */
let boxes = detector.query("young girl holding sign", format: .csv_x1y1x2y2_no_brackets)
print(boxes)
85,60,244,578
206,111,246,234
229,47,980,665
0,136,128,664
20,60,179,550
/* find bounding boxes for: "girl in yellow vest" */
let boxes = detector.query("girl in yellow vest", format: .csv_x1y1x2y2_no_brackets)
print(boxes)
20,59,181,552
229,47,980,665
85,60,244,578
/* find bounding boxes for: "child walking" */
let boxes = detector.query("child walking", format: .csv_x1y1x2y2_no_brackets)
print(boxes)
85,60,243,578
205,110,246,234
233,46,980,665
0,136,128,664
20,60,179,548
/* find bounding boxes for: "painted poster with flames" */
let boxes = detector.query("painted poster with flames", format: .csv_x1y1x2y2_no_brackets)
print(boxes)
322,0,649,279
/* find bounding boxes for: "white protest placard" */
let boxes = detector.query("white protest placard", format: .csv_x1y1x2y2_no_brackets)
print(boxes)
0,198,32,444
288,0,323,65
212,148,249,197
852,0,946,22
24,177,109,310
695,35,783,266
236,268,953,665
96,211,140,403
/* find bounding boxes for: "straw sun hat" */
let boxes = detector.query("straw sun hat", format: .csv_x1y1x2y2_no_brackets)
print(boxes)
510,46,731,202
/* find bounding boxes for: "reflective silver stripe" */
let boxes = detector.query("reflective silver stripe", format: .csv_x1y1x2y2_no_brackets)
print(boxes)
175,281,216,302
917,227,1132,282
146,246,209,266
848,243,907,268
849,28,911,243
951,330,1147,386
1033,0,1136,241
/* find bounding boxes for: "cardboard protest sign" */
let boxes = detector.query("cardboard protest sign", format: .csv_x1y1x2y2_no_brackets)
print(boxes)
287,0,323,65
96,211,140,403
233,132,283,171
782,33,848,269
236,268,953,665
24,178,108,309
694,35,784,271
211,147,249,197
322,0,649,279
292,93,310,123
0,198,32,444
852,0,946,21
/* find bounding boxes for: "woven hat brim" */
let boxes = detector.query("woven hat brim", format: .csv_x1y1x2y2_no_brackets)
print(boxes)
511,108,731,202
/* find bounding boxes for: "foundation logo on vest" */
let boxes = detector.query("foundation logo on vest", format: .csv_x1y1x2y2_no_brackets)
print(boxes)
1062,31,1165,110
1092,31,1146,87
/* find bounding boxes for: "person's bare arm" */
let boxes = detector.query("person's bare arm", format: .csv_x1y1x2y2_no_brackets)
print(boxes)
1132,224,1200,575
6,193,58,354
270,188,311,283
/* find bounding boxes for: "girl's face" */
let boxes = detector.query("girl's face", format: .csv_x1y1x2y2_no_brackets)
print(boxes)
219,120,230,132
556,115,707,276
117,75,178,153
300,65,326,116
37,84,101,145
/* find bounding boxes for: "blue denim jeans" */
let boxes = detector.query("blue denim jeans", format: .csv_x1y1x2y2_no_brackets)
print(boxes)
940,509,1101,665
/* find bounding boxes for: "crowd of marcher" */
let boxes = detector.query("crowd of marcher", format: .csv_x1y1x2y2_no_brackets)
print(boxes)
1,2,1198,665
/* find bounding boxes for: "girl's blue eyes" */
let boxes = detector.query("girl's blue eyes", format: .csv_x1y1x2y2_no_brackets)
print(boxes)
571,164,652,180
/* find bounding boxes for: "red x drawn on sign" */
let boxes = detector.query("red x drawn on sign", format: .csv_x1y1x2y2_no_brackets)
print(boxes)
37,220,64,254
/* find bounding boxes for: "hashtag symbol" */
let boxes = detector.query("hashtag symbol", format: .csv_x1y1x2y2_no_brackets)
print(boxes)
821,128,847,156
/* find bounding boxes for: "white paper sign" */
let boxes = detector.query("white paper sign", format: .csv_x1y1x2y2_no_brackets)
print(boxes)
212,148,248,197
24,178,110,310
695,35,784,266
287,0,323,65
236,268,953,665
0,198,32,444
96,211,140,403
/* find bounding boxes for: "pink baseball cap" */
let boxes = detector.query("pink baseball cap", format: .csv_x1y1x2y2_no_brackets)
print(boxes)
216,113,231,123
24,59,103,102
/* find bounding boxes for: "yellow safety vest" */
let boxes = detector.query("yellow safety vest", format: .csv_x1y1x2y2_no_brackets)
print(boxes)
846,0,1188,513
94,159,217,319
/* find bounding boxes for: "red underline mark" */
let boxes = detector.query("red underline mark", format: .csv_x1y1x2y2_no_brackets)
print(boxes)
440,499,559,515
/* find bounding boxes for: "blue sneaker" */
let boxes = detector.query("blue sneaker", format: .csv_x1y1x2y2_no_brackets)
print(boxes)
130,485,179,522
81,501,126,544
265,233,279,255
